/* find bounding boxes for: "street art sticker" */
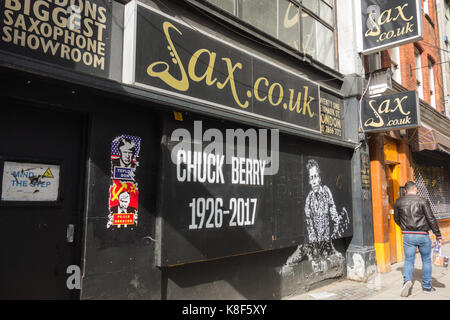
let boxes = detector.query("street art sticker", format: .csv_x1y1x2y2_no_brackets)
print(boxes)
107,134,142,229
107,180,139,228
1,161,60,201
111,134,141,178
304,159,350,243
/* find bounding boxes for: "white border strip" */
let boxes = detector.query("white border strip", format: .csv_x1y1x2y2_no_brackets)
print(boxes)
122,0,137,84
354,0,363,53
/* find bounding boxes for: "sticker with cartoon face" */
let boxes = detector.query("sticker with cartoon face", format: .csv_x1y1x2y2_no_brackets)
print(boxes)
107,180,139,228
107,134,142,229
111,135,141,180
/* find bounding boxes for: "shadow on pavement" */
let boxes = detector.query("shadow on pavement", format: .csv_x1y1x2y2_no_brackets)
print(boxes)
395,266,446,289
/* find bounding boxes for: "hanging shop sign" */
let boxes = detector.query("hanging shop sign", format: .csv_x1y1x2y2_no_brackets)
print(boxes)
360,0,423,54
361,90,420,133
0,0,112,77
123,2,321,133
1,161,60,202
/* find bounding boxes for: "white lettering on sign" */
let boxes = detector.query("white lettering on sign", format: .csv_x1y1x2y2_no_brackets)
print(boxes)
188,197,258,230
231,157,266,186
176,150,225,184
1,161,60,201
1,0,108,71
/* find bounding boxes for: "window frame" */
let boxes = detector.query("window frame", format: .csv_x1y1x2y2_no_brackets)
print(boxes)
390,47,402,84
423,0,429,15
428,58,436,108
201,0,339,71
414,47,424,99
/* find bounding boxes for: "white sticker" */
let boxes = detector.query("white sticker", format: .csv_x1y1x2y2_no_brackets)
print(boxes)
1,162,60,201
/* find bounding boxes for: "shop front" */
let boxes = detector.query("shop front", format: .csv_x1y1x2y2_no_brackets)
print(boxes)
0,0,124,299
364,89,450,273
362,90,420,272
409,106,450,244
0,0,370,299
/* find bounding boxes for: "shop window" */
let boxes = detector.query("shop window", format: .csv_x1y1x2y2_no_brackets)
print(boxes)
423,0,429,15
302,13,317,58
203,0,337,70
415,48,424,99
301,0,336,69
302,12,335,69
413,158,450,215
238,0,277,38
302,0,319,14
206,0,235,15
428,59,436,108
390,47,401,84
413,152,450,216
319,0,333,22
279,0,300,50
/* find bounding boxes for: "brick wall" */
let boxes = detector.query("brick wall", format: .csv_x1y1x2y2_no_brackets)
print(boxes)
399,0,444,112
369,1,445,113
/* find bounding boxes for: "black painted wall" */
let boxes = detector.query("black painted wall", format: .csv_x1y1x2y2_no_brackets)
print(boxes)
80,103,352,299
81,103,162,299
0,65,353,300
0,0,361,298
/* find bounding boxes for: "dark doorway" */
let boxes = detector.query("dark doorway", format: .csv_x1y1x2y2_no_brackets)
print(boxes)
0,101,86,299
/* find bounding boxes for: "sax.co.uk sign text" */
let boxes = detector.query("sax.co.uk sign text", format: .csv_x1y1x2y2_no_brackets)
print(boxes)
360,0,423,54
361,91,420,133
127,3,321,133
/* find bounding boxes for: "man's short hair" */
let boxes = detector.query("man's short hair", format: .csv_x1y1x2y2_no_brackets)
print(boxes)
118,190,130,199
306,159,320,173
404,181,416,193
118,138,136,155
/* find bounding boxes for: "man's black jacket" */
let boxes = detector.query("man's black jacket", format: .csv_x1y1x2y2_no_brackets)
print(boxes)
394,194,441,237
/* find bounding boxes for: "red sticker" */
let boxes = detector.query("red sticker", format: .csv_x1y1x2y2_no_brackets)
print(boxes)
107,180,139,228
112,214,135,226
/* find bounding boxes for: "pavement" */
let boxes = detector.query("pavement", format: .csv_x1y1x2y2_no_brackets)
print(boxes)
284,241,450,300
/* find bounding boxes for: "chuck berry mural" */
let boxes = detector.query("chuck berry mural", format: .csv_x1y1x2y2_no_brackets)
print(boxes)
279,157,351,279
305,159,350,242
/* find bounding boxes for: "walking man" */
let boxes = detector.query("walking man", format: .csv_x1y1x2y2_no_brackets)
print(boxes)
394,181,442,297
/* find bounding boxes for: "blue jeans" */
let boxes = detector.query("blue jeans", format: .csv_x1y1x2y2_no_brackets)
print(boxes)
403,233,432,289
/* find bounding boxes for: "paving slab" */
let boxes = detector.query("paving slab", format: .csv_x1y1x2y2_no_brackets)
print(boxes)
285,242,450,300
